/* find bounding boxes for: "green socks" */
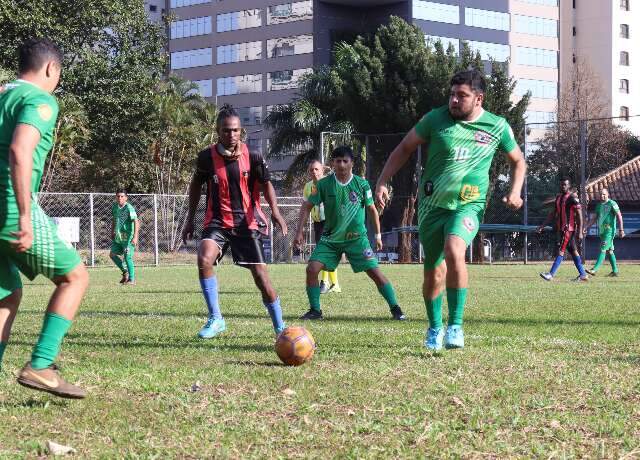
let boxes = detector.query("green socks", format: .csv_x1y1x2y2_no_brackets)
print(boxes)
447,287,467,326
306,286,321,311
378,282,398,307
31,312,72,370
425,293,443,329
592,251,606,272
125,247,135,281
0,342,6,370
608,252,618,273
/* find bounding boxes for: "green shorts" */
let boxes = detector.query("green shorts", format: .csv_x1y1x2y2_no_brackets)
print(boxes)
419,203,484,270
310,237,378,273
0,204,82,300
599,231,614,252
110,240,135,256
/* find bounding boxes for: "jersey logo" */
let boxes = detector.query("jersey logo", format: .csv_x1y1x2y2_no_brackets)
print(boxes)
242,170,249,178
349,191,358,204
459,184,480,202
37,104,53,121
363,248,374,259
345,232,360,240
475,131,491,145
462,217,476,233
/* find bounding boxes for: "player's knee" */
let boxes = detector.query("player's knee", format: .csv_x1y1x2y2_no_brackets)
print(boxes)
444,244,465,266
306,263,321,277
57,264,89,288
197,252,215,269
0,288,22,310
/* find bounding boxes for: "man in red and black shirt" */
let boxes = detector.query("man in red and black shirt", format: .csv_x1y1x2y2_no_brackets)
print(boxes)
537,178,588,281
182,105,288,338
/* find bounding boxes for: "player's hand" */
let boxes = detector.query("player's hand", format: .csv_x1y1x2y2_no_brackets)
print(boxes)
132,238,138,247
577,232,584,242
536,225,544,234
375,237,383,251
272,212,288,236
502,192,523,210
10,218,33,253
375,184,390,211
182,220,195,244
619,229,625,238
293,229,304,249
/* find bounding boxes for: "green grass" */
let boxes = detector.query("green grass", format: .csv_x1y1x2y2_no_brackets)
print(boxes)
1,263,640,458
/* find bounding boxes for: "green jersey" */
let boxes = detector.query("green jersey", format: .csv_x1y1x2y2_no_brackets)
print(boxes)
112,202,138,243
596,199,620,234
306,173,374,244
0,80,59,218
414,106,517,213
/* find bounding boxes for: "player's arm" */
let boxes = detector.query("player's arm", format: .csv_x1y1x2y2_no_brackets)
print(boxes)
182,153,208,244
575,204,584,240
537,209,555,233
132,217,139,247
616,210,625,238
375,128,425,210
502,146,526,210
262,181,287,235
366,203,383,251
294,201,313,249
8,124,41,252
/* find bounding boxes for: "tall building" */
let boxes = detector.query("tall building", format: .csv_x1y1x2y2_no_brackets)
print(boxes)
145,0,165,22
560,0,639,134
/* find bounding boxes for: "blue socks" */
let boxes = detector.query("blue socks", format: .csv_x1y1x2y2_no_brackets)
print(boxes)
550,255,563,275
264,297,285,332
199,276,222,320
572,254,587,278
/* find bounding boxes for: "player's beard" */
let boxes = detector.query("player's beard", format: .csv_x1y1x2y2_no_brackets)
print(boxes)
449,105,474,120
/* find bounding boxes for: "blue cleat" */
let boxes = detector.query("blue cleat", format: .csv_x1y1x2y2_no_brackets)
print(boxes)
425,327,444,351
198,317,226,339
444,325,464,349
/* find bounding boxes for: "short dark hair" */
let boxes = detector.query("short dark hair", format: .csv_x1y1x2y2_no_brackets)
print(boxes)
116,189,127,196
18,38,62,74
560,177,571,184
330,145,354,160
450,69,486,94
216,103,240,127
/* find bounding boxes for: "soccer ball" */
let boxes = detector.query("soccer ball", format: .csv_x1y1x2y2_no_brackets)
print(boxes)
275,326,316,366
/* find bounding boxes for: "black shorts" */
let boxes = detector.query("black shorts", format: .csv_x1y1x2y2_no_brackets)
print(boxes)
313,221,324,244
555,231,579,255
202,227,266,267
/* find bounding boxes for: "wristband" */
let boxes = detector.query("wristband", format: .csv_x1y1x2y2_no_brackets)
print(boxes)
375,233,382,240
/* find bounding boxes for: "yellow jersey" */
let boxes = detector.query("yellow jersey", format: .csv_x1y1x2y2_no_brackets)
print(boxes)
303,180,325,222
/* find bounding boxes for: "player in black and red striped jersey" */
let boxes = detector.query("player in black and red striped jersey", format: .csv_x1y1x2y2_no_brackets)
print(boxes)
537,178,588,281
182,105,288,339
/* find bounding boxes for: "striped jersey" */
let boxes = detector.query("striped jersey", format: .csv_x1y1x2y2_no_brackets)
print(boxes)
554,193,581,232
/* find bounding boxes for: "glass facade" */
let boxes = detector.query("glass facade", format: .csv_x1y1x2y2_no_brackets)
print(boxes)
217,9,262,32
620,51,629,65
267,68,312,91
425,35,459,55
170,0,210,8
267,35,313,58
191,79,213,98
217,41,262,64
267,1,313,25
413,1,460,24
171,17,212,39
171,48,212,70
516,47,557,68
525,110,556,124
465,8,510,31
237,106,263,126
217,74,263,96
467,40,510,61
516,79,557,99
514,15,557,37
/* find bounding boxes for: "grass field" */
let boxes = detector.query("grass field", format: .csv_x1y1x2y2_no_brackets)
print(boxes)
1,263,640,458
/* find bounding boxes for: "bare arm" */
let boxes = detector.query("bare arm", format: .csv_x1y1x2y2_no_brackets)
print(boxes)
294,201,313,248
366,204,383,251
9,124,41,252
616,211,625,237
502,146,526,210
132,219,139,245
262,181,287,235
375,128,425,210
182,175,203,243
576,207,584,238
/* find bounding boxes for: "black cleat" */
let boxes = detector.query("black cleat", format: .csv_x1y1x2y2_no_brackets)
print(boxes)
390,305,406,321
585,269,596,276
300,309,323,320
607,272,619,277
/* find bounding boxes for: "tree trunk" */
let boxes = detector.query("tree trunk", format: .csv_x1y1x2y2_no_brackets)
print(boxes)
399,195,416,263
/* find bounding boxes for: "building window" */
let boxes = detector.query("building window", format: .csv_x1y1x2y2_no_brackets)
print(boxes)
170,16,212,39
267,68,312,91
191,80,212,98
525,111,556,124
620,106,630,120
425,35,459,55
516,47,557,68
170,48,212,70
514,15,558,37
620,51,630,65
516,79,558,99
170,0,210,7
246,137,263,154
149,5,157,12
466,40,510,62
465,8,510,31
413,1,460,24
217,74,262,96
621,24,630,38
517,0,557,5
620,79,630,93
267,35,313,58
267,1,313,25
217,41,262,64
217,9,262,32
237,106,263,126
621,0,630,11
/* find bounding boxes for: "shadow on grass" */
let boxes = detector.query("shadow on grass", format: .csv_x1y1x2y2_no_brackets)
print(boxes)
466,317,640,327
227,360,287,367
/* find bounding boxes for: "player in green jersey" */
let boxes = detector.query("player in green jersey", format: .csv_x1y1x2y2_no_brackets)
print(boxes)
375,70,526,351
110,189,139,285
0,39,88,398
294,146,405,321
584,188,624,277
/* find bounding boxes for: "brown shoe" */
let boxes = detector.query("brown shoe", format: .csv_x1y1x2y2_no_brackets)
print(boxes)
124,280,136,286
17,362,86,399
119,272,129,284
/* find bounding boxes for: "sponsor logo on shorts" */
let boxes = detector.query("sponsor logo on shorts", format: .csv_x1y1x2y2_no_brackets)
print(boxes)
37,104,53,121
345,232,360,240
475,131,491,145
349,191,358,204
462,217,476,233
459,184,480,202
363,248,374,259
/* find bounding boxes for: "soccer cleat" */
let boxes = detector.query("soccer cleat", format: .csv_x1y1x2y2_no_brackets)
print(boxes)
299,309,323,320
607,272,619,277
444,325,464,349
539,272,553,281
319,281,329,295
198,317,226,339
390,305,406,321
17,362,86,399
585,269,597,276
124,280,136,286
425,327,444,351
327,284,342,293
275,325,287,338
119,272,129,284
572,275,588,282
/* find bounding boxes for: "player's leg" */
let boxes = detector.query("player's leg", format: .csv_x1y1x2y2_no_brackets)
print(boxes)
313,222,330,294
568,235,587,281
606,249,619,276
542,232,568,280
123,243,136,285
327,269,340,293
363,267,405,320
197,231,225,338
587,238,608,276
109,241,128,283
0,256,22,371
248,264,285,334
303,240,340,319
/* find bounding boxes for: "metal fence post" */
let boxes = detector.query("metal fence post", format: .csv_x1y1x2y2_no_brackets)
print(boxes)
89,193,95,267
153,194,159,266
270,220,274,263
523,125,529,265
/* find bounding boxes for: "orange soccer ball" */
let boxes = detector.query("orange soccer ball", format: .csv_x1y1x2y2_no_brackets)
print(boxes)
275,326,316,366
